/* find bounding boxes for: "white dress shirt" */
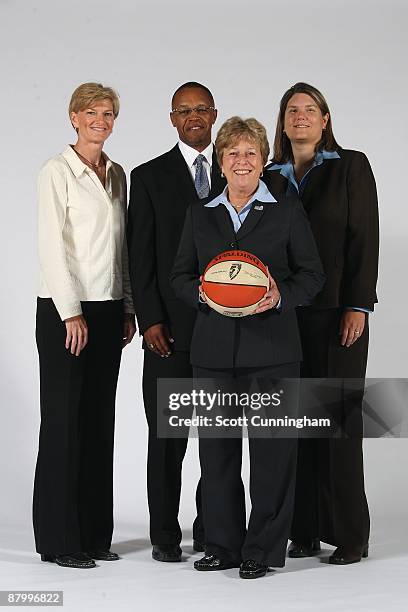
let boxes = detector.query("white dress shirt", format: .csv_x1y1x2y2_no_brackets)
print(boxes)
38,145,134,321
177,140,213,187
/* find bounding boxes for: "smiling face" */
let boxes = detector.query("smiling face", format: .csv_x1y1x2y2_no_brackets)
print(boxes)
170,87,217,151
70,99,115,145
222,138,264,196
284,92,329,146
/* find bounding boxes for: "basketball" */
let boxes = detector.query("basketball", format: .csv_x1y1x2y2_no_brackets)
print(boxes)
202,250,269,317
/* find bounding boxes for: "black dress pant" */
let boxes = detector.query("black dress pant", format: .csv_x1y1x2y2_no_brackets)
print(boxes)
33,298,123,555
142,349,203,547
194,362,299,567
291,307,370,548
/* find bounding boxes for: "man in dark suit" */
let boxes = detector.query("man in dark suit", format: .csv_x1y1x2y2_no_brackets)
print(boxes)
127,82,225,562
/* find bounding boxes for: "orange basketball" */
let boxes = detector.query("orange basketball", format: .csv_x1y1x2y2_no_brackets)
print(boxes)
202,250,269,317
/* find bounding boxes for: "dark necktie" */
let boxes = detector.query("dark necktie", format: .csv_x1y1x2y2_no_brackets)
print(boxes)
194,154,210,199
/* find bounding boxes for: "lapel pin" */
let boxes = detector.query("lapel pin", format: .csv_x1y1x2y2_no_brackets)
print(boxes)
254,205,263,210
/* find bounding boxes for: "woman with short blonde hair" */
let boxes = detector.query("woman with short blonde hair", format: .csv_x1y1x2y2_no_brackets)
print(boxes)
33,82,136,569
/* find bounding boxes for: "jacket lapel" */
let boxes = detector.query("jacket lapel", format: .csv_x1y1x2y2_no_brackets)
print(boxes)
263,169,288,197
210,151,226,197
164,145,197,205
236,200,268,240
210,201,236,240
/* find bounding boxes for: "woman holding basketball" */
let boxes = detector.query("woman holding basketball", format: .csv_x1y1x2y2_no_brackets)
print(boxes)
171,116,325,579
264,82,379,565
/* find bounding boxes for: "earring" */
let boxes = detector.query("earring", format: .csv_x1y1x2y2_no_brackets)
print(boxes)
260,171,264,177
221,171,224,178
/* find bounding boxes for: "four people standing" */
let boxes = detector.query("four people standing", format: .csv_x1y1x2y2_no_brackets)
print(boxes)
34,80,378,574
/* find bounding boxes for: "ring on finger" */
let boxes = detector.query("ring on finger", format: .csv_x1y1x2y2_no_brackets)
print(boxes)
354,330,360,335
148,343,155,349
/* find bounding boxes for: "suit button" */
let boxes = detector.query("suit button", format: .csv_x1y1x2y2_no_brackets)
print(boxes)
230,242,236,248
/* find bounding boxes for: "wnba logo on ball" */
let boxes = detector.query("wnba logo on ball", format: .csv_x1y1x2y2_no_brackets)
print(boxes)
202,250,269,317
229,263,242,280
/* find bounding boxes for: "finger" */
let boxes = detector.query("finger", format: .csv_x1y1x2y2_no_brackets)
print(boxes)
123,324,134,347
75,328,83,356
253,299,274,314
349,328,362,346
257,296,271,308
65,327,72,350
340,324,349,346
70,328,78,355
345,328,356,348
76,325,87,356
154,332,170,357
81,326,88,350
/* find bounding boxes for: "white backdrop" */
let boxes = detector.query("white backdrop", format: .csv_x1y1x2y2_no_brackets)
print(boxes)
0,0,407,545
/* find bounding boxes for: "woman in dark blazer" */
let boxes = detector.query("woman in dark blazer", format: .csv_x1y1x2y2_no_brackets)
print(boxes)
171,116,325,579
264,82,379,565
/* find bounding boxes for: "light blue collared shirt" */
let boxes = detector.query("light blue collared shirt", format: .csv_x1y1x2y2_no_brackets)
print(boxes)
266,149,369,314
204,179,276,233
204,179,281,309
267,149,340,197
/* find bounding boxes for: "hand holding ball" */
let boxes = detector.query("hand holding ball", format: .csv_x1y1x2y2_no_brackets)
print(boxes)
201,250,271,317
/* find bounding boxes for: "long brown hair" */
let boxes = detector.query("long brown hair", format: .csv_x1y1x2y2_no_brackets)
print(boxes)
273,82,340,163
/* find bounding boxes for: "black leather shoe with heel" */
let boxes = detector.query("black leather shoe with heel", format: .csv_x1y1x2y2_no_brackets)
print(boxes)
288,538,321,558
41,553,96,569
239,560,269,579
329,543,369,565
87,550,119,561
194,554,240,571
152,545,182,562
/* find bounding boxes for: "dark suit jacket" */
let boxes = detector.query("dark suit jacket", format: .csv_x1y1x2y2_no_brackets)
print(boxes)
127,144,225,350
170,190,325,369
263,149,379,311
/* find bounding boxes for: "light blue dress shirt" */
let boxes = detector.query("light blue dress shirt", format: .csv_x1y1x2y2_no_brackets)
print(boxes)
267,149,340,197
204,179,276,232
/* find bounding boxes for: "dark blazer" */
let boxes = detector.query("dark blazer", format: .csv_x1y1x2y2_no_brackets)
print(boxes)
170,188,325,369
127,144,225,350
263,149,379,311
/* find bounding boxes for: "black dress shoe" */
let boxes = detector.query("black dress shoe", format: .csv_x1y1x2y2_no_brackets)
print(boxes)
193,540,205,552
41,552,96,569
194,554,240,571
329,544,369,565
239,559,269,579
88,550,120,561
288,538,321,558
152,545,182,562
